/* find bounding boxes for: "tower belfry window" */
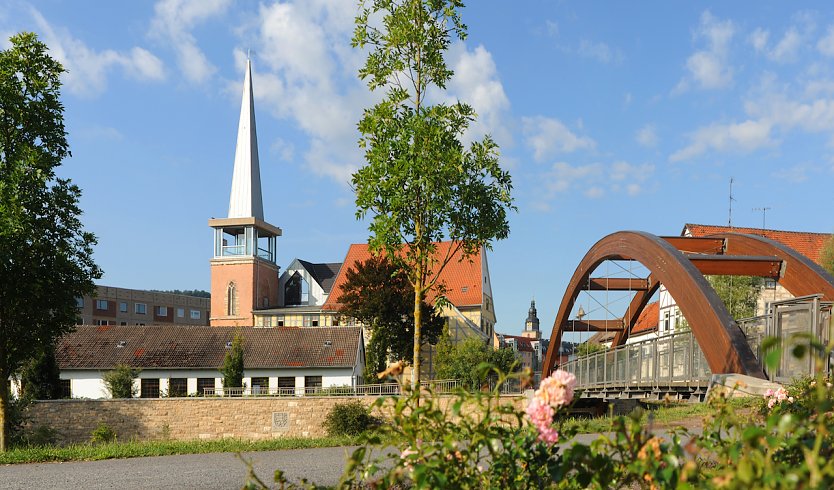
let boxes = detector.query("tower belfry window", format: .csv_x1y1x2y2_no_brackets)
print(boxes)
227,282,238,316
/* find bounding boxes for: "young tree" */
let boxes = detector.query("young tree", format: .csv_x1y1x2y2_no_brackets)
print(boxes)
0,33,100,450
338,256,445,381
353,0,514,390
220,333,245,390
103,365,140,399
821,234,834,277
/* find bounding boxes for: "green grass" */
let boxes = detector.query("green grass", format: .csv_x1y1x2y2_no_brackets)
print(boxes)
0,435,362,465
562,396,759,434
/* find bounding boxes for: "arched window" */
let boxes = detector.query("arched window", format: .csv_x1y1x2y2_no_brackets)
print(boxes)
285,272,302,306
227,282,238,316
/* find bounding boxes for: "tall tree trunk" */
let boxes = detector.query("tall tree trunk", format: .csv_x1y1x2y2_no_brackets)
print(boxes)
0,365,8,452
411,287,423,393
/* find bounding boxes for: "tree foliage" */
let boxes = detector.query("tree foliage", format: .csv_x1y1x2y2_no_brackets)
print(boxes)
0,32,100,451
103,364,139,399
821,234,834,278
18,342,63,400
352,0,514,389
338,256,444,381
220,333,245,389
708,275,762,319
575,341,605,357
434,335,518,390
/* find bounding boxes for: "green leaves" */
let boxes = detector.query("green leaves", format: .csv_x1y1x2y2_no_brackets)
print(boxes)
0,32,100,451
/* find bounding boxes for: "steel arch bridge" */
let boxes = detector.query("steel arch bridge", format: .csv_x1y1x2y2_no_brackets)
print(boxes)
541,231,834,381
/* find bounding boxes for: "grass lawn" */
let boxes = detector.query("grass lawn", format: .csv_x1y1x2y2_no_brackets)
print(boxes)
562,396,760,434
0,435,361,465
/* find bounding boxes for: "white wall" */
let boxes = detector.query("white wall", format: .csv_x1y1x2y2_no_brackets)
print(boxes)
61,367,360,398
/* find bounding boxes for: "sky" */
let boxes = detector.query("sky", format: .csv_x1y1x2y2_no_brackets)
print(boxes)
3,1,834,338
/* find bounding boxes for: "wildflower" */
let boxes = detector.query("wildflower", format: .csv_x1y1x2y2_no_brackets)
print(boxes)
536,370,577,408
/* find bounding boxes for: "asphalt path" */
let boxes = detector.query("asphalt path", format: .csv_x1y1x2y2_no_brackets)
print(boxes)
0,432,689,489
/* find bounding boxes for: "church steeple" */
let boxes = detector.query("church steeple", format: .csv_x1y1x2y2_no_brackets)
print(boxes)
522,299,541,340
208,59,281,327
228,58,264,220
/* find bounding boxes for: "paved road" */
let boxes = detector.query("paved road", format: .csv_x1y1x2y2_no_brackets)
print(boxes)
0,446,369,490
0,433,689,489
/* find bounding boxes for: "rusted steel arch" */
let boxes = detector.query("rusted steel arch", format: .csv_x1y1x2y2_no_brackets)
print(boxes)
542,231,766,380
704,233,834,301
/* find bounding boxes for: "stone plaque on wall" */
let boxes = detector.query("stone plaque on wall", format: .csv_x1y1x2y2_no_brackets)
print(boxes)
272,412,289,431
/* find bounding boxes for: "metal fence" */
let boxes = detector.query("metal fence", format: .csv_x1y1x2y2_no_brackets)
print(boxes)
559,328,711,391
201,379,480,397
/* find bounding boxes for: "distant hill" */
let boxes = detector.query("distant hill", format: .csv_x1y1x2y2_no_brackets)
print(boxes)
150,289,211,298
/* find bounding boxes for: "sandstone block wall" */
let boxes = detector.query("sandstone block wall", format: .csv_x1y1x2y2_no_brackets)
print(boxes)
26,395,528,445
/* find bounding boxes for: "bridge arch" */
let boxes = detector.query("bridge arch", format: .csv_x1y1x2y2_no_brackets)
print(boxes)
542,231,766,380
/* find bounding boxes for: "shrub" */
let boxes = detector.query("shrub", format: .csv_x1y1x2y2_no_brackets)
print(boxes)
90,422,116,444
323,400,378,437
23,425,59,447
103,364,139,398
220,332,244,389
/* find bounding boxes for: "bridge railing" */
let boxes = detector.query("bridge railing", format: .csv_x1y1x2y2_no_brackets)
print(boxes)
560,329,711,389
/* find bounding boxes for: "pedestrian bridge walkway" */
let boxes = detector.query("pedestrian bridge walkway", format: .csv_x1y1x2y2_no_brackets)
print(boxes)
559,295,832,401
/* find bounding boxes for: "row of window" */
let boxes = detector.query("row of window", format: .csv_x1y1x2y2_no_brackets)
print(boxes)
63,376,324,398
78,298,202,320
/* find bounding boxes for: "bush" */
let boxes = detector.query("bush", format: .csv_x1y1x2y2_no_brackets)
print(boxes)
323,400,378,437
90,422,116,444
22,425,59,447
103,364,139,398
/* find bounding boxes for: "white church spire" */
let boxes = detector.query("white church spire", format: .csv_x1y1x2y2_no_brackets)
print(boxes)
227,58,264,220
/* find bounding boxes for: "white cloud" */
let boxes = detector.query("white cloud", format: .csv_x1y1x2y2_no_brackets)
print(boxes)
577,39,623,64
74,125,124,141
769,27,801,62
749,28,769,53
818,25,834,57
537,160,654,204
29,8,165,96
240,1,512,183
149,0,231,84
444,43,512,147
675,11,734,92
670,119,774,161
545,20,559,37
635,124,658,147
522,116,595,162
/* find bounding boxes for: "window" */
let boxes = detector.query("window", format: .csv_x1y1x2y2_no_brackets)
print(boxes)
251,377,269,395
197,378,215,396
190,309,201,320
303,315,318,327
135,322,145,326
305,376,322,394
119,301,128,313
59,379,71,399
276,315,285,327
284,272,309,306
169,378,187,397
95,299,108,310
227,282,238,316
135,303,147,315
277,377,295,394
156,306,168,316
140,378,160,398
119,321,127,326
75,297,84,308
177,307,185,318
764,278,777,290
94,319,108,326
261,316,272,328
663,311,671,332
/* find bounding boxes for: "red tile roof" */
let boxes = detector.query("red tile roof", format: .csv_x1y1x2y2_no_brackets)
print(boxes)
684,223,831,265
57,325,363,369
632,301,659,335
323,242,483,310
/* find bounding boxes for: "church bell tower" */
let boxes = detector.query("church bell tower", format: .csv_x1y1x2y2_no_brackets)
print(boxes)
209,59,281,326
521,299,541,340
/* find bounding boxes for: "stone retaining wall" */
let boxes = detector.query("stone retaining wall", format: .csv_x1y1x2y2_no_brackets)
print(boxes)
26,395,527,444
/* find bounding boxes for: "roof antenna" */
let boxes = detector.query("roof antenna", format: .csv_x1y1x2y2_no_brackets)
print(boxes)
247,48,251,60
753,206,772,232
728,177,735,228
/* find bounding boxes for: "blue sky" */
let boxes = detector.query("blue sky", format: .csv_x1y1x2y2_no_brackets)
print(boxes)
3,1,834,337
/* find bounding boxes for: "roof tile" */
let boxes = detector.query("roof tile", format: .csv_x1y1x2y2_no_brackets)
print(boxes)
684,223,831,265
